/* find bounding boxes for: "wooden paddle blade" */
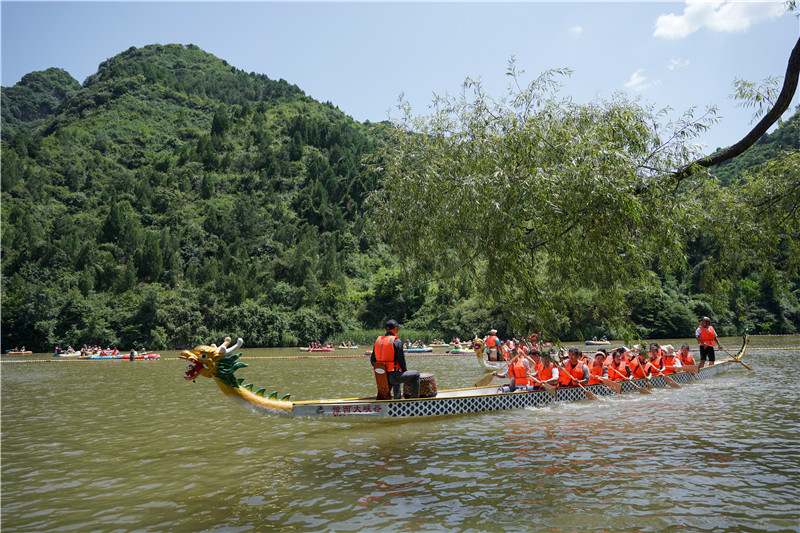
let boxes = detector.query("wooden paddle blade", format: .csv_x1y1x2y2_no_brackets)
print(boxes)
541,382,557,397
599,377,622,394
682,364,699,374
737,360,755,371
475,372,495,387
662,374,681,388
583,388,597,400
645,379,655,389
637,385,652,394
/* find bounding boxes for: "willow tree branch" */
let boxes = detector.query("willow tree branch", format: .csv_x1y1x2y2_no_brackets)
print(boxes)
672,36,800,182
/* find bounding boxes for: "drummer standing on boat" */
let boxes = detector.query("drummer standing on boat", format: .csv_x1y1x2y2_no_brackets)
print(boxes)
485,329,500,361
696,316,723,369
371,319,420,399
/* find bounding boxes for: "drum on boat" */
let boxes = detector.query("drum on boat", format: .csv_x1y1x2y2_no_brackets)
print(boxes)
405,372,437,398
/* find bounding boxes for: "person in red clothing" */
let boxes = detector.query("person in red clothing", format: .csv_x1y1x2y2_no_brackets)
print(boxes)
607,351,632,381
678,343,696,366
587,351,609,385
648,343,664,373
660,345,682,374
528,349,560,390
558,348,590,387
493,349,533,392
371,319,420,399
696,316,724,368
628,349,652,380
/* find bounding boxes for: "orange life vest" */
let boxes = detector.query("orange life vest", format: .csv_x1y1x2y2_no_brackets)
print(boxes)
558,360,586,387
649,353,664,373
374,335,399,372
608,361,630,381
698,326,717,346
508,358,530,386
500,344,511,360
679,352,695,366
486,335,499,348
629,357,648,379
588,360,605,385
535,360,556,382
662,354,679,374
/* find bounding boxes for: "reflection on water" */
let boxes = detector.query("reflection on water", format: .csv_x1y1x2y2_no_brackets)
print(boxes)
2,338,799,532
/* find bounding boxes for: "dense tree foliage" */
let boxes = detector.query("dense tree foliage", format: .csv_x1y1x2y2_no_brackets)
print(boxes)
1,44,406,351
2,44,798,351
369,59,800,342
1,67,81,140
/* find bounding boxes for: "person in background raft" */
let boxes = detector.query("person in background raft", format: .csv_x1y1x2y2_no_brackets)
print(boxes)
371,319,420,399
696,316,723,369
485,329,500,361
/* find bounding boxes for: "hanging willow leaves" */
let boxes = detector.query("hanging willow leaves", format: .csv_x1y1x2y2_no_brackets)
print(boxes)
366,62,719,334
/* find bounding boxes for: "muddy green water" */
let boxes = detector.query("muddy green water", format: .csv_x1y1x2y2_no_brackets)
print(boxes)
2,336,798,532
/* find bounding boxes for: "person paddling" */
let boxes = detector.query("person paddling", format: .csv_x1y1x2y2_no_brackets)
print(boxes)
493,349,533,392
558,348,590,387
607,350,632,381
587,351,609,385
678,343,695,366
628,349,652,380
648,343,664,373
528,349,560,390
661,345,682,374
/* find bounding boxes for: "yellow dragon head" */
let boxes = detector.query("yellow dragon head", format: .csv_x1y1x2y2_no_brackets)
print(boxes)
472,337,484,355
180,337,243,381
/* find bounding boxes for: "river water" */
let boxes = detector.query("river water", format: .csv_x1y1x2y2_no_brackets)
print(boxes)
2,336,798,532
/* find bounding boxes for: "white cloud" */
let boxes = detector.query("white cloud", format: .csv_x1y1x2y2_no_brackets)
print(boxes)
654,0,786,40
667,57,690,70
625,69,660,92
569,25,583,37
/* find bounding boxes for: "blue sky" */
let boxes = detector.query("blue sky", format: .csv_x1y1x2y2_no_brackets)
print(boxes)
2,1,798,153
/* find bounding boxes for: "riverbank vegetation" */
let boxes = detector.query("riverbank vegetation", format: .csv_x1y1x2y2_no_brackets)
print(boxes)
2,43,799,351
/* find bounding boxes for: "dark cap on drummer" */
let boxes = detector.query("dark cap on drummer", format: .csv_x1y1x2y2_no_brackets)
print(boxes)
384,319,402,330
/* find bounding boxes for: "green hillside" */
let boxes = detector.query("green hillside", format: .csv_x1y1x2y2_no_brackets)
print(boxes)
1,44,404,351
1,67,81,140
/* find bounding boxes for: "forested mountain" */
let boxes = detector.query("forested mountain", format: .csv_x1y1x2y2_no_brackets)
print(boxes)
1,44,400,351
1,67,81,140
2,43,799,352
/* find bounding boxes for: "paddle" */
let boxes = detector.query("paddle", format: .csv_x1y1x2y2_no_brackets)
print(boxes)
654,370,681,388
558,363,598,400
476,357,510,387
721,346,754,371
607,364,651,395
598,376,622,394
475,369,500,387
530,377,557,397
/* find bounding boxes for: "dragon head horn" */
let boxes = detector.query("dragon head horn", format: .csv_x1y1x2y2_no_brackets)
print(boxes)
220,337,243,355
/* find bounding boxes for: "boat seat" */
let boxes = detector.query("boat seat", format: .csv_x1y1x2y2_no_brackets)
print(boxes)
372,362,391,400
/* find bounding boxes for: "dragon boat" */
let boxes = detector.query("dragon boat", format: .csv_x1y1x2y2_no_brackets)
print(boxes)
181,333,750,421
299,347,335,352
